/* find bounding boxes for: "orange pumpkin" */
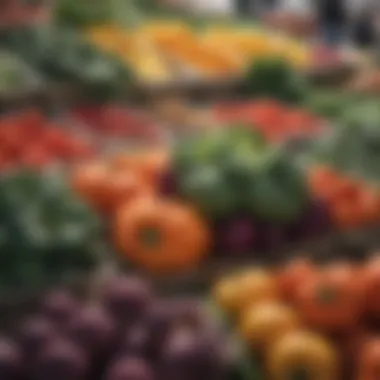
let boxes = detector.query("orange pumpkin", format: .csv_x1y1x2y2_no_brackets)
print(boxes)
103,169,150,215
110,149,168,188
357,338,380,380
71,161,109,213
295,263,363,332
276,257,315,303
357,187,380,224
113,196,211,273
362,255,380,318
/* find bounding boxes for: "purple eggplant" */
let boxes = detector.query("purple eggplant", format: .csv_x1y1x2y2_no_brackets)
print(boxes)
215,217,257,254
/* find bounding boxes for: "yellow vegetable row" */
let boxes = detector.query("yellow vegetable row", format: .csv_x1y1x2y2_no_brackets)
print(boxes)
86,21,311,83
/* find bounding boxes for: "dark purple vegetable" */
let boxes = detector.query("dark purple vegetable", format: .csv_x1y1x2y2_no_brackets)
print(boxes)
105,357,154,380
160,328,226,380
119,324,151,359
216,217,257,253
158,170,178,197
67,305,115,354
256,224,288,252
164,299,208,330
102,276,152,324
18,316,57,356
290,200,332,239
41,289,78,326
34,338,88,380
0,338,22,380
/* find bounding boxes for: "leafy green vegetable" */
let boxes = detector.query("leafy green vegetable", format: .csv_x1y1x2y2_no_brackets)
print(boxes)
0,169,102,289
173,128,309,223
3,26,133,101
243,57,309,104
305,90,352,119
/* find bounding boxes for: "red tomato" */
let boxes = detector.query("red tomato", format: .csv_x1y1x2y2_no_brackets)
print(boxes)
249,102,285,132
100,106,129,132
0,150,12,171
249,99,282,113
20,145,52,168
14,110,45,136
72,106,102,130
0,126,24,156
283,111,321,137
42,128,71,157
65,138,95,161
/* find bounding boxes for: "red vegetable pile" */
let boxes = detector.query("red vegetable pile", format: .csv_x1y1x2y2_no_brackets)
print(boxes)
71,105,164,143
213,99,324,143
0,110,95,171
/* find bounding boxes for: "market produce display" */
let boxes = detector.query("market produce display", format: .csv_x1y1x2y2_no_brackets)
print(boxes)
213,98,324,143
168,128,332,253
0,169,101,288
2,26,132,100
71,150,212,274
86,22,312,83
212,255,380,380
0,110,95,171
0,4,379,380
0,275,235,380
71,127,334,273
309,165,380,230
306,109,380,230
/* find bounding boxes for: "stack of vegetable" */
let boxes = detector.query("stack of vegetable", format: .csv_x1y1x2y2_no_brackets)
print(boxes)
213,254,380,380
0,169,101,288
0,110,95,171
86,22,311,83
71,104,165,143
71,128,333,274
213,98,324,143
308,106,380,230
2,26,132,100
166,128,330,253
0,274,234,380
71,149,212,274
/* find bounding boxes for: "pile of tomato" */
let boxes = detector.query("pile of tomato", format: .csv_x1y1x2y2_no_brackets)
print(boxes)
308,166,380,230
213,255,380,380
0,110,95,171
71,104,164,143
213,99,324,143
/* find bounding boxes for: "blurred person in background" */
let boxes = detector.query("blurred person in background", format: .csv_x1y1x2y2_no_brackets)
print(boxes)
316,0,348,45
350,0,377,48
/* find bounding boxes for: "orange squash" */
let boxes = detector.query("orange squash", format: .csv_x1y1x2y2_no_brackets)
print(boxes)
267,329,339,380
71,161,110,213
232,269,279,315
295,263,363,332
113,196,211,273
110,149,168,188
239,301,300,350
103,169,150,215
362,255,380,318
276,257,316,303
357,338,380,380
212,275,243,315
